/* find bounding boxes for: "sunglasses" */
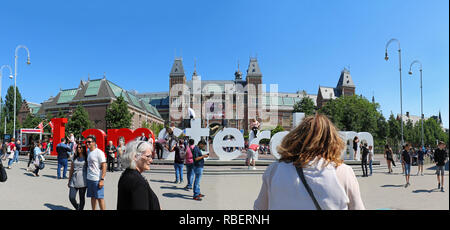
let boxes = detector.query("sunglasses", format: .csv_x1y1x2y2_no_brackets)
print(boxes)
86,141,94,144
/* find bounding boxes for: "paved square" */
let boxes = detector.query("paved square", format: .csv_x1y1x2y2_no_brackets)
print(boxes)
0,155,448,210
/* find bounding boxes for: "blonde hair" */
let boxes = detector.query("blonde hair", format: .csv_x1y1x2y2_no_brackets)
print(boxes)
277,113,345,168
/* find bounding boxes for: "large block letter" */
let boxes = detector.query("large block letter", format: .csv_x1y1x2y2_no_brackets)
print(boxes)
51,118,68,156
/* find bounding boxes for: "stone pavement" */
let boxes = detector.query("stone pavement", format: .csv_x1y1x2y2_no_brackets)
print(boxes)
0,155,448,210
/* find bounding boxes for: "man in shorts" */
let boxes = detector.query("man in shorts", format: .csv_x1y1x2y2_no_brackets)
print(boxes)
434,141,448,192
402,143,412,188
86,135,107,210
416,146,425,176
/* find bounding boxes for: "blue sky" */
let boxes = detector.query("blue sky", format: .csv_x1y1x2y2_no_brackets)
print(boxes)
0,0,448,128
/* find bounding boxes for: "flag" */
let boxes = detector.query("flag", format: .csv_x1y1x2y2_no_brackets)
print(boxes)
38,122,44,132
49,121,54,133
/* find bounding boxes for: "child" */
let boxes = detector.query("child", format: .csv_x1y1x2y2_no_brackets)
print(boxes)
247,144,259,170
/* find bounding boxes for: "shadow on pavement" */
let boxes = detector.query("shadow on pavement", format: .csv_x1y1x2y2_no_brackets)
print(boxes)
23,172,35,177
413,189,439,193
381,185,405,188
427,162,449,171
150,179,174,183
44,203,71,210
162,192,192,200
42,175,58,179
160,185,188,191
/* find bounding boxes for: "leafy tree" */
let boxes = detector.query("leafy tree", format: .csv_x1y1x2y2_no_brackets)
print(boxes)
4,86,22,123
105,95,132,129
21,113,41,129
66,104,92,139
293,92,316,116
271,125,285,137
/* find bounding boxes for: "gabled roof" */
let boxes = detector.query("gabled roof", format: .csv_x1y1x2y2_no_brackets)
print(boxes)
318,86,337,100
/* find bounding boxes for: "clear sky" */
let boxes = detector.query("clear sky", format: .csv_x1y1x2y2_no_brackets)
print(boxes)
0,0,448,128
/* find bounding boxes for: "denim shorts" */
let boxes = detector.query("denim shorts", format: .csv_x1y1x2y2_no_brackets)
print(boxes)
418,160,424,165
86,180,104,199
436,166,445,176
404,163,411,176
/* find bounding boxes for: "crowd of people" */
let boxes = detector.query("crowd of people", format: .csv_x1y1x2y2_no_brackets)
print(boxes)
0,115,448,210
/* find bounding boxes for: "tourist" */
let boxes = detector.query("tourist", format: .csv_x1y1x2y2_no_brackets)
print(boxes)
105,141,117,172
247,144,258,170
155,137,166,160
86,135,107,210
0,140,6,160
117,137,125,171
184,139,195,190
192,139,209,201
250,118,260,138
13,139,21,164
32,143,43,177
67,142,88,210
56,138,72,179
254,114,364,210
7,139,16,169
402,143,412,188
117,141,160,210
353,136,359,160
417,146,425,176
368,145,374,176
360,143,369,177
171,138,185,184
434,141,448,192
426,146,434,162
68,133,76,157
384,144,395,174
27,141,35,169
138,133,148,141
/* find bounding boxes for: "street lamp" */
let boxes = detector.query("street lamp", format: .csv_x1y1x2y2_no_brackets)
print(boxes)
13,45,31,139
408,60,424,147
385,38,404,146
0,65,14,132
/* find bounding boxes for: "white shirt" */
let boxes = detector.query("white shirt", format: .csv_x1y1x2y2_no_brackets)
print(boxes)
188,108,196,118
254,158,365,210
87,148,106,181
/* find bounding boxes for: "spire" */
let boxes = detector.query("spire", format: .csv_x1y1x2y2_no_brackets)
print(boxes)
235,59,243,80
439,110,442,124
192,58,198,80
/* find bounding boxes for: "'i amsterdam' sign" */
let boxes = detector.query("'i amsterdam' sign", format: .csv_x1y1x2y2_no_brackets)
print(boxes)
50,117,373,161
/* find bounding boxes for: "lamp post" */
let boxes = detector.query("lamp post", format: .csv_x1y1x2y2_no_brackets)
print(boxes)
408,60,424,147
1,65,14,125
385,38,404,146
13,45,31,139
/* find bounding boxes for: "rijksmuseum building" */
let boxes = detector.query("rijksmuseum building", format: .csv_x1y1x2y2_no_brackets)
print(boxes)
17,57,355,133
135,57,356,132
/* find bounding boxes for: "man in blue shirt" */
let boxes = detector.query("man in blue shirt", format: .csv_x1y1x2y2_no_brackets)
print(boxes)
192,139,209,201
416,146,426,176
56,138,72,179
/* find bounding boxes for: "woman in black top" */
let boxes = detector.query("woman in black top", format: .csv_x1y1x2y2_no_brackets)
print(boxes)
117,141,160,210
384,144,396,173
353,137,359,160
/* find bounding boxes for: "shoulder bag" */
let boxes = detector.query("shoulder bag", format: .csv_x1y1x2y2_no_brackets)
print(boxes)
295,166,322,210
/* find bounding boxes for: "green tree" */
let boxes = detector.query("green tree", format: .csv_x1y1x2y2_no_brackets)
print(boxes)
271,125,285,137
21,113,41,129
387,113,401,147
105,95,132,129
319,95,386,146
293,92,316,116
66,104,93,139
4,86,22,123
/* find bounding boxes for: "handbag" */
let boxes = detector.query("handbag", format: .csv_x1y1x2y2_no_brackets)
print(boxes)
295,166,322,210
